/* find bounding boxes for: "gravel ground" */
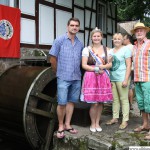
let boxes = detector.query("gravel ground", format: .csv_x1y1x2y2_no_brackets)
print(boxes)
65,99,143,138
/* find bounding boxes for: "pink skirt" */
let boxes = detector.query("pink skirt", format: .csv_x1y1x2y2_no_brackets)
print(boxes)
81,71,113,103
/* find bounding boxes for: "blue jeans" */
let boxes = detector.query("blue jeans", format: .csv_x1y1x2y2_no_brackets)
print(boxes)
57,78,81,105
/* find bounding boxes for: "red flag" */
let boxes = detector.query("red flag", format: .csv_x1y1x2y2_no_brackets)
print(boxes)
0,5,21,58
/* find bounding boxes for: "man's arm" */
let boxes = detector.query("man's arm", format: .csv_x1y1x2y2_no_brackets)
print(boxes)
50,55,57,74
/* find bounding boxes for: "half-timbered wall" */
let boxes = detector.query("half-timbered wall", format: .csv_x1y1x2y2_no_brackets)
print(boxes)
106,2,116,48
0,0,117,74
0,0,116,50
18,0,116,48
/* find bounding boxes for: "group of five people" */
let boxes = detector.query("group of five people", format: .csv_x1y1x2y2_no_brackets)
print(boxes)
49,17,150,140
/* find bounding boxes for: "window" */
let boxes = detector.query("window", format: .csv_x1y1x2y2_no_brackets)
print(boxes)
0,0,9,5
0,0,16,7
97,1,106,33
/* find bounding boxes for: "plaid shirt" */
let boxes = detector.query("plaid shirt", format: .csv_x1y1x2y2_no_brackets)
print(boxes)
133,38,150,82
49,33,83,81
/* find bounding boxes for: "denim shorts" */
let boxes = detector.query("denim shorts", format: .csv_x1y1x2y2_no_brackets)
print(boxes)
57,78,81,105
135,82,150,113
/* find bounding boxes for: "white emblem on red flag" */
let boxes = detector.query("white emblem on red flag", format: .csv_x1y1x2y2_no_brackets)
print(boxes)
0,19,13,40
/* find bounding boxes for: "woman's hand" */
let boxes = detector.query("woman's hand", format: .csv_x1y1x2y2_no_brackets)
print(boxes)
97,65,104,74
122,80,128,88
99,64,104,70
98,69,104,74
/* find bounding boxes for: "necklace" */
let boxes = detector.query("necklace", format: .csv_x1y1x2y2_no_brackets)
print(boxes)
91,45,105,64
92,45,103,57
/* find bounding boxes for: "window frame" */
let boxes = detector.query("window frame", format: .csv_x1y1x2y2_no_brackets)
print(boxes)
97,1,106,34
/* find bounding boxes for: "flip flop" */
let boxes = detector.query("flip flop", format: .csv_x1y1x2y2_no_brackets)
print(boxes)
119,123,128,130
144,134,150,140
56,130,65,138
65,128,78,134
134,126,149,133
106,119,118,125
145,131,150,136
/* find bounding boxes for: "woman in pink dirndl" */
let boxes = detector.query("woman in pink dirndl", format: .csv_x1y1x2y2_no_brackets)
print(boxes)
81,27,113,132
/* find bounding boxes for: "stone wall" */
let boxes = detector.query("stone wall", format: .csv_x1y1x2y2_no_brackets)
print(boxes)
0,58,20,75
0,48,49,75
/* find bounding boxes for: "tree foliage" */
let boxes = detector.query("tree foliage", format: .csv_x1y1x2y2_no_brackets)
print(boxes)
107,0,150,38
108,0,150,21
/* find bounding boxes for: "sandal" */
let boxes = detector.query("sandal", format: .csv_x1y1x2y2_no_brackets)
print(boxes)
119,123,128,130
106,119,118,125
145,131,150,136
56,130,65,138
134,126,149,133
144,134,150,140
65,128,78,134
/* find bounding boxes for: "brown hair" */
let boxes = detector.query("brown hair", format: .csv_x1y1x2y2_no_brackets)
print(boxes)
67,17,80,26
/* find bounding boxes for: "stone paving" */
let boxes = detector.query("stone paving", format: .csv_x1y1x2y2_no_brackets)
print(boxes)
53,100,150,150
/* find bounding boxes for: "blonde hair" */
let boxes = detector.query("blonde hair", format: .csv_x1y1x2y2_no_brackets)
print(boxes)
113,33,123,40
90,27,103,38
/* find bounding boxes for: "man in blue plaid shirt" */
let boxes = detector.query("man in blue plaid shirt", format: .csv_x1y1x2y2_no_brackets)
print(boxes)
49,17,83,138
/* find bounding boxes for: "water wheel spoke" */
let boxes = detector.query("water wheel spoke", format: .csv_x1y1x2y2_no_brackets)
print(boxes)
42,119,56,150
32,92,57,103
27,106,54,119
